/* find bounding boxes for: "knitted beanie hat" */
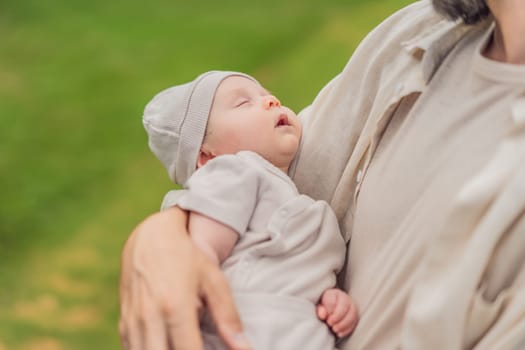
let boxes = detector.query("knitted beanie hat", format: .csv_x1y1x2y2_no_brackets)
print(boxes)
143,70,257,185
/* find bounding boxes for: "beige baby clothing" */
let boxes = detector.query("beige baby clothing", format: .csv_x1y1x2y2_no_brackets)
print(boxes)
162,151,345,349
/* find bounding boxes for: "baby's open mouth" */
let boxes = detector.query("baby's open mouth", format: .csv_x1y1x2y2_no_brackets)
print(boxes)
276,113,290,127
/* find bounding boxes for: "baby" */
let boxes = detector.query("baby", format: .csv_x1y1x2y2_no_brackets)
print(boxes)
143,71,358,349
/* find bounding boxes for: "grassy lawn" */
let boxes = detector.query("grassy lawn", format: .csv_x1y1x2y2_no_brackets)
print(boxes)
0,0,412,348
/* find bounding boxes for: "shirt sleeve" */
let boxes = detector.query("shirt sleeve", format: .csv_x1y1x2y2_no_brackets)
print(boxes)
176,154,260,236
290,0,441,208
161,189,188,210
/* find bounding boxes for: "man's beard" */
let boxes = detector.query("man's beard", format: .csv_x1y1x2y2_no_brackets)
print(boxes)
431,0,490,24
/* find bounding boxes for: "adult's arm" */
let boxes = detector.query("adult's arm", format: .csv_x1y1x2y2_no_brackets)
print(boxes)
119,206,251,350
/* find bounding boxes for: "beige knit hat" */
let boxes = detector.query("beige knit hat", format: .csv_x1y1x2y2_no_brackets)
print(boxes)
143,70,257,185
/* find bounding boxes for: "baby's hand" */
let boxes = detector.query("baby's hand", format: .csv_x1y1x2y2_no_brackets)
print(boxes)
316,288,358,338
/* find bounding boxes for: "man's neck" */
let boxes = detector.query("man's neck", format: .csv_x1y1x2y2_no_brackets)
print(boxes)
484,1,525,64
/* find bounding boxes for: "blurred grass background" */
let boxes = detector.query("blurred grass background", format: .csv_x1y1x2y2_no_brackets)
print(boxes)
0,0,412,349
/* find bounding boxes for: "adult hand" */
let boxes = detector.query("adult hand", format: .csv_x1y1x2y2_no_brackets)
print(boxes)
119,206,251,350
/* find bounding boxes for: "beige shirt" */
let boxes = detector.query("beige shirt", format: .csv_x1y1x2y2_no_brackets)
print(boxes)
290,1,525,349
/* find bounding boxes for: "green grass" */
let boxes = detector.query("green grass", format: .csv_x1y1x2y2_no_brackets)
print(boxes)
0,0,412,348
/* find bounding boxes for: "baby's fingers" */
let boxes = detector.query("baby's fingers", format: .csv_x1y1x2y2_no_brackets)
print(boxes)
319,289,338,315
331,303,358,338
326,299,349,326
316,304,328,321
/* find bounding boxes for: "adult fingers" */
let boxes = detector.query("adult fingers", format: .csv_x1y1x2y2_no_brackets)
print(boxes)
127,273,147,350
139,278,169,350
120,208,205,350
119,274,133,349
202,261,251,350
119,224,143,349
164,288,203,350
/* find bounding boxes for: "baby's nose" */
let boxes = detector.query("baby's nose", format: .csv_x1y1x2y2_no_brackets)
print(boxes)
264,95,281,109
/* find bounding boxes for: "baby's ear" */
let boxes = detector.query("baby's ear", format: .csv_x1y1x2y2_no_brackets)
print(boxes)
197,146,215,168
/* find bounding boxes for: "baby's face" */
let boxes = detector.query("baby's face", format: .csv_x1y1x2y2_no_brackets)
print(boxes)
203,76,301,171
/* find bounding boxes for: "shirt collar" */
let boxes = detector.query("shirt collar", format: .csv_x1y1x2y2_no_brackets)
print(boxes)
401,18,493,83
